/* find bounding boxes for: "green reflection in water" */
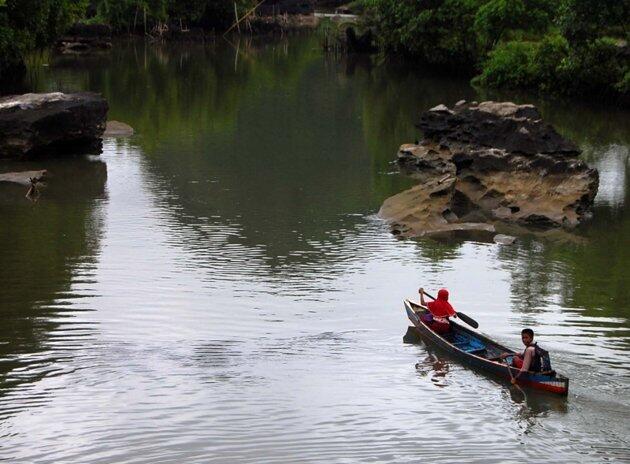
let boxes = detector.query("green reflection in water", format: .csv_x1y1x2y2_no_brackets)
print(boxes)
19,34,630,331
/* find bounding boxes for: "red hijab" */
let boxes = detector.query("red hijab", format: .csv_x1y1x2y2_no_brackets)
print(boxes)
427,288,456,318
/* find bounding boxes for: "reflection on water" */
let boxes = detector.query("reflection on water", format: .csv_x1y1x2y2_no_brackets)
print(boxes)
0,35,628,462
0,156,106,423
415,352,451,388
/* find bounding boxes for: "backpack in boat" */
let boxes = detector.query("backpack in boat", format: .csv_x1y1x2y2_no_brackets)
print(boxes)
532,343,552,373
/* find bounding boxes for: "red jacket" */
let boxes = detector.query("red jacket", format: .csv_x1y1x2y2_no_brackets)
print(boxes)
427,289,456,318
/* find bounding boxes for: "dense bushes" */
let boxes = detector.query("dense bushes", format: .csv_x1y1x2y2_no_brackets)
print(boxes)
364,0,485,69
89,0,256,33
472,41,538,88
475,35,627,97
0,0,87,81
365,0,630,101
473,34,569,90
473,0,556,49
0,0,255,82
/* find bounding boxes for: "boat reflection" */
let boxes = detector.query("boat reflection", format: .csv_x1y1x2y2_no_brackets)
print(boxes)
414,351,451,388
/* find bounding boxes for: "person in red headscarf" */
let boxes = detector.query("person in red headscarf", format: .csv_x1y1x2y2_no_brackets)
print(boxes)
418,287,457,334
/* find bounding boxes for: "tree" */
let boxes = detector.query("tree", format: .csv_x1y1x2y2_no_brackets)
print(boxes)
474,0,555,49
88,0,257,32
0,0,87,81
365,0,486,68
558,0,629,45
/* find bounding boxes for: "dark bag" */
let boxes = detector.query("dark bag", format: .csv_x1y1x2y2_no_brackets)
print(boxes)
533,343,552,372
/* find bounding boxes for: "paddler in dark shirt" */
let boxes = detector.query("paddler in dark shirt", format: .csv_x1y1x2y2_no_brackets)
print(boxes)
500,328,538,384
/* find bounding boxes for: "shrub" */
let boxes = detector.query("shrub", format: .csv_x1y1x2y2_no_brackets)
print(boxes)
364,0,485,68
474,0,557,50
616,69,630,95
0,0,87,81
530,33,568,90
557,37,625,94
473,40,537,88
88,0,257,32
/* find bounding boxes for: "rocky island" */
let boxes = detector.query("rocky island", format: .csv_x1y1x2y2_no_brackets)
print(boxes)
379,101,599,237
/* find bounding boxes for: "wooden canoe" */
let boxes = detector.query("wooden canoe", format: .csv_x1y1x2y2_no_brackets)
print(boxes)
404,299,569,395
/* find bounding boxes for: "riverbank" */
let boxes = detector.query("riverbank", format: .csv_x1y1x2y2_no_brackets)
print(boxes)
0,0,352,82
362,1,630,106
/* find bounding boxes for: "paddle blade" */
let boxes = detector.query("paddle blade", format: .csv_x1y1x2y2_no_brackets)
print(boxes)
457,311,479,329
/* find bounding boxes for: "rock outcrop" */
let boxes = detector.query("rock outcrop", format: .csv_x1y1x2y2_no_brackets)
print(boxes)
0,92,108,159
379,101,599,236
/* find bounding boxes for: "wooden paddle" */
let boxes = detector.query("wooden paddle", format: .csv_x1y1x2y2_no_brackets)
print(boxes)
422,290,479,329
504,356,527,398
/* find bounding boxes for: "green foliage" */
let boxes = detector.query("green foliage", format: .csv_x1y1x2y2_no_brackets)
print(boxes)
364,0,485,68
558,0,630,45
474,0,555,48
368,0,630,101
474,32,570,91
0,0,87,81
88,0,256,32
0,0,256,80
475,34,627,97
530,33,569,90
616,70,630,94
346,0,367,14
472,40,537,88
557,37,625,93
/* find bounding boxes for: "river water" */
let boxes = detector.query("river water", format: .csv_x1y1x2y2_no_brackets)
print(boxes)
1,35,629,463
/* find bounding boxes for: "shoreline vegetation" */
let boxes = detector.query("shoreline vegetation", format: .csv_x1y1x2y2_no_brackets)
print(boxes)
1,0,628,105
0,0,335,83
360,0,629,104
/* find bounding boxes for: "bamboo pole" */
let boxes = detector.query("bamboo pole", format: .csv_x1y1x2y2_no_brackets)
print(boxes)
223,0,266,37
133,4,139,33
234,3,241,34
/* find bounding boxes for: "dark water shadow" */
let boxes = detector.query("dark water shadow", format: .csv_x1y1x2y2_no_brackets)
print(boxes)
0,156,107,416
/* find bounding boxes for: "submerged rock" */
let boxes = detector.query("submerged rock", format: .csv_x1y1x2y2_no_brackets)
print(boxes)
493,234,517,245
0,170,48,200
0,92,108,159
0,170,47,186
380,101,599,236
104,120,134,137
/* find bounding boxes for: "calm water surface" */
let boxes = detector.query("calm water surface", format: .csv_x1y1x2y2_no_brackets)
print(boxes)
1,36,629,463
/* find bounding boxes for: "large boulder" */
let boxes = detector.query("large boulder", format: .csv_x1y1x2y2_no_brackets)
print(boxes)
0,92,108,159
418,101,578,155
379,101,599,235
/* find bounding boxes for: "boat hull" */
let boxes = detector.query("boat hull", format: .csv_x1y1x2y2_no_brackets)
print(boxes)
404,300,569,396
